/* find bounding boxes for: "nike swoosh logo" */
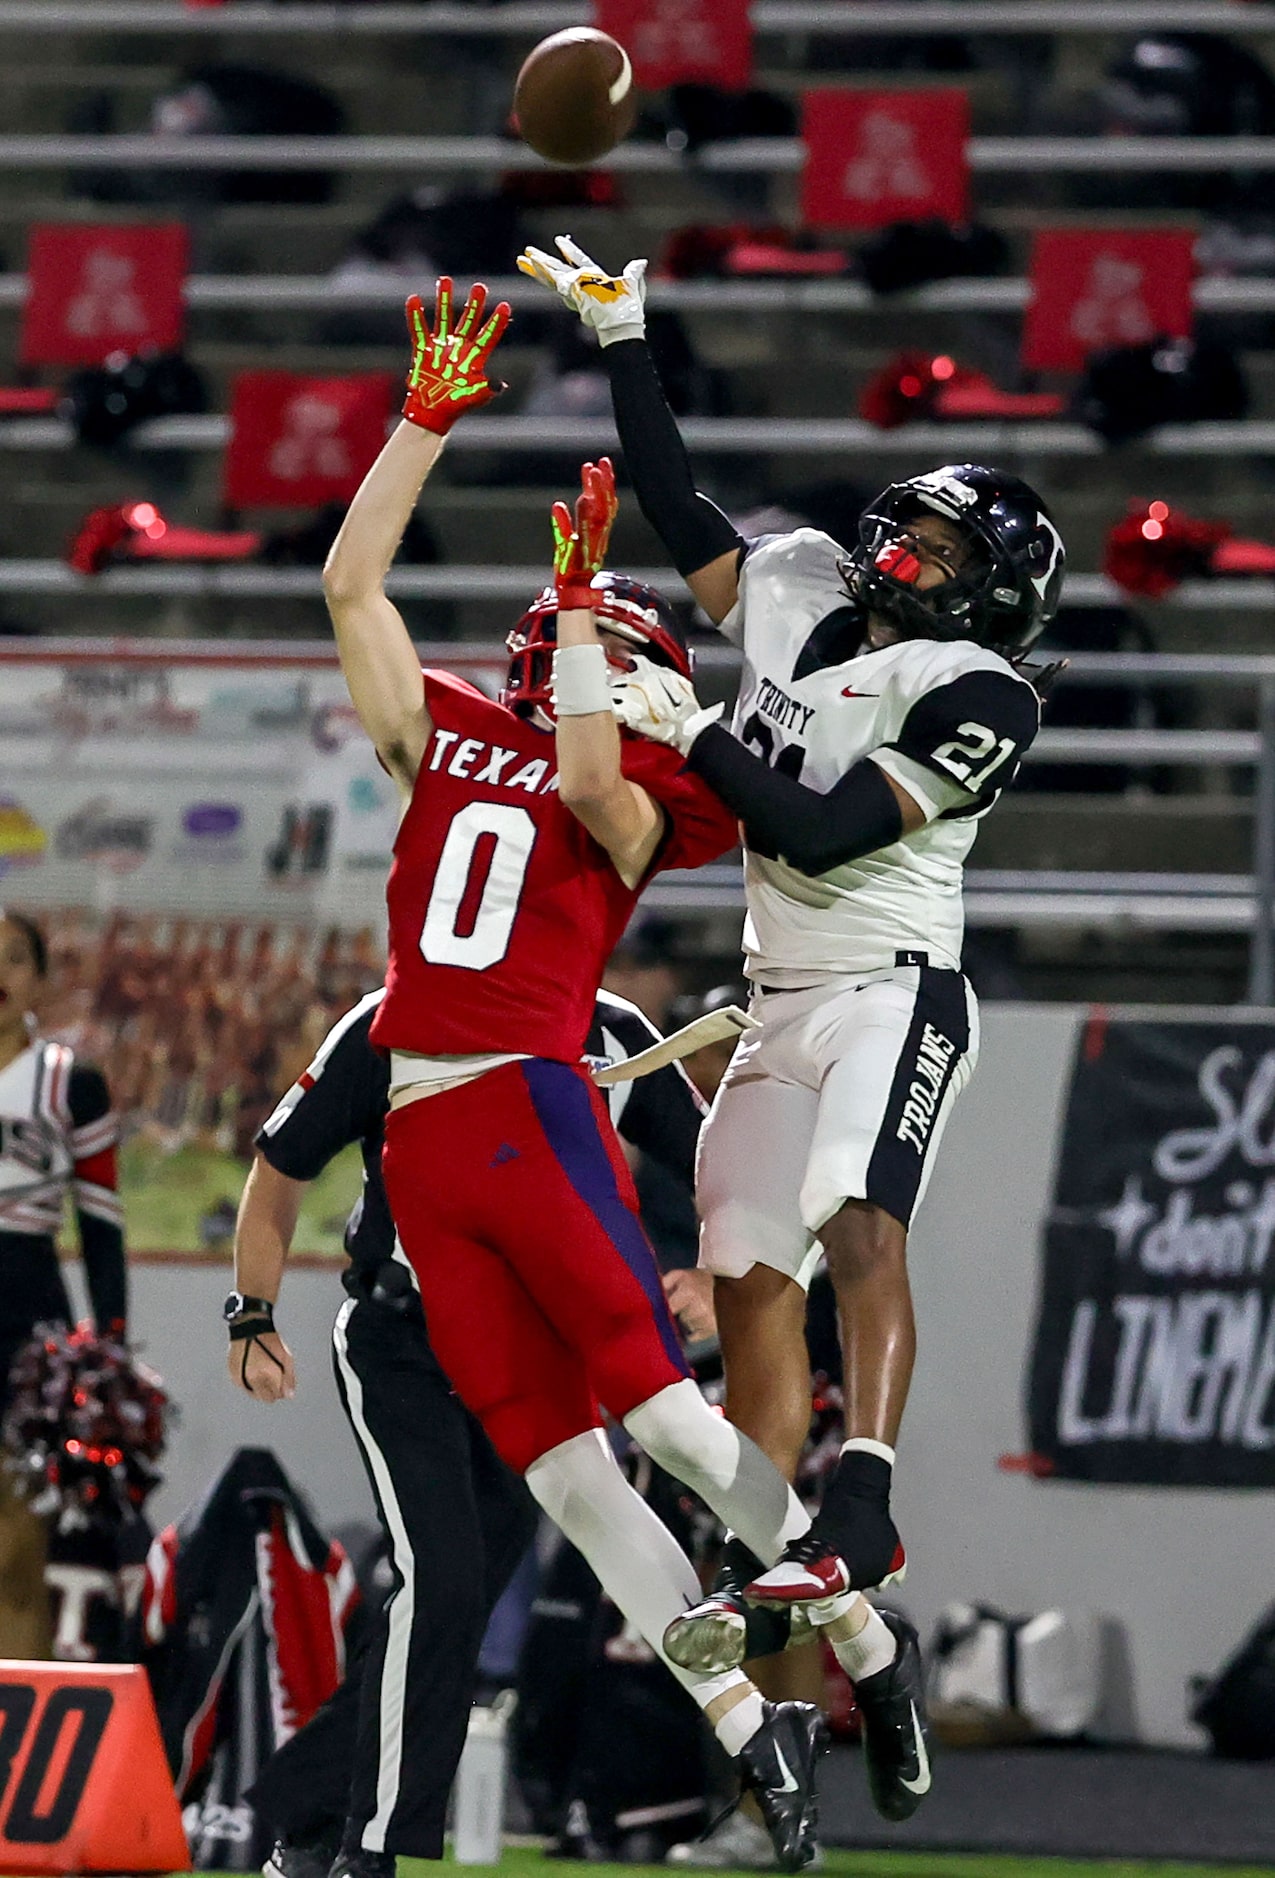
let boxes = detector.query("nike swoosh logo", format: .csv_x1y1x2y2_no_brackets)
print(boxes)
899,1702,931,1795
772,1743,800,1794
841,688,879,698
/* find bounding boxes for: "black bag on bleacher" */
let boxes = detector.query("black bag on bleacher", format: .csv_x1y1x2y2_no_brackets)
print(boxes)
62,350,208,450
74,63,344,207
1192,1605,1275,1760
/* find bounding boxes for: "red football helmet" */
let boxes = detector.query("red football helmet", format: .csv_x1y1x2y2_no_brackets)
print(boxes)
501,572,693,716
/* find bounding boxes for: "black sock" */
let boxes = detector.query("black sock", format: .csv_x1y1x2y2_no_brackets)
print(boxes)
808,1451,902,1591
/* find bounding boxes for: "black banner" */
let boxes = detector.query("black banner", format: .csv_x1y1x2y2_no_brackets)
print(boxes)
1028,1016,1275,1486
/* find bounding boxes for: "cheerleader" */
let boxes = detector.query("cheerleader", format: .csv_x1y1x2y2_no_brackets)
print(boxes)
0,910,127,1401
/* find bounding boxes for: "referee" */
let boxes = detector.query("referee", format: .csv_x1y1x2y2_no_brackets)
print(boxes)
226,984,705,1878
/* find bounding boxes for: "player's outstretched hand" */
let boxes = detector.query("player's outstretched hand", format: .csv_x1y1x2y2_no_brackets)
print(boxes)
552,455,619,610
518,235,647,347
402,277,511,435
611,652,724,753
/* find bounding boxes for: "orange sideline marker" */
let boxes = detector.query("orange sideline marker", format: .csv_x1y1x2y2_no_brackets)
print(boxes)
0,1661,188,1873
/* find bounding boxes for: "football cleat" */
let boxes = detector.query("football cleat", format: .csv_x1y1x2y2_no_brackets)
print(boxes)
851,1609,934,1821
736,1700,828,1873
666,1807,824,1870
665,1592,750,1674
325,1850,396,1878
262,1838,339,1878
664,1591,815,1673
745,1533,906,1606
665,1540,815,1673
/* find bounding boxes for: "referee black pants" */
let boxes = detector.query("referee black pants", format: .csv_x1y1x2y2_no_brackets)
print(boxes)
249,1277,537,1859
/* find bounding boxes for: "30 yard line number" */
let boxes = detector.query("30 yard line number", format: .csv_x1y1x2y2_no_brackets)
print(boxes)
420,802,537,970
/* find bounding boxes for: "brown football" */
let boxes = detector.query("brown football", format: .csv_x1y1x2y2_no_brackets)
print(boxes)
513,27,637,167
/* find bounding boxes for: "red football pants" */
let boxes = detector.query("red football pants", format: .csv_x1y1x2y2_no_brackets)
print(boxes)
382,1058,690,1474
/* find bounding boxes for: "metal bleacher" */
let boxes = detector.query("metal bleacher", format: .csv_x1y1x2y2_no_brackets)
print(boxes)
7,0,1275,998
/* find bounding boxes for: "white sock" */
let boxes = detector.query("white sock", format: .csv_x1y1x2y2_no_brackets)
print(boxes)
713,1688,766,1757
825,1604,898,1682
623,1379,810,1567
525,1427,750,1714
841,1436,896,1466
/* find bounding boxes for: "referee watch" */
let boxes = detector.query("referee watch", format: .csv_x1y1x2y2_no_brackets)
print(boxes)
223,1291,275,1326
224,1292,285,1389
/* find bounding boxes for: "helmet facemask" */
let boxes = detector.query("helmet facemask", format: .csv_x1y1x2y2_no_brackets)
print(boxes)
839,466,1066,656
501,573,692,718
842,499,994,645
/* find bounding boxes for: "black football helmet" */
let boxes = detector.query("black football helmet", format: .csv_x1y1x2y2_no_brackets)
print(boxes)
840,463,1066,655
501,571,692,717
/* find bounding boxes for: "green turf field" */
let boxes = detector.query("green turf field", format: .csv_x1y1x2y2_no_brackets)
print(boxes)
118,1136,362,1256
177,1854,1275,1878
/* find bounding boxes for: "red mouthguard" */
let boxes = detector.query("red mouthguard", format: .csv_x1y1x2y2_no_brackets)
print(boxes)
875,541,923,584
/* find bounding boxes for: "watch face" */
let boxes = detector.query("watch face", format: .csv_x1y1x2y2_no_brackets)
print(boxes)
223,1291,246,1321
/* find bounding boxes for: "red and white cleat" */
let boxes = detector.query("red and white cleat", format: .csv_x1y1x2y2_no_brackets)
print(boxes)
745,1537,906,1606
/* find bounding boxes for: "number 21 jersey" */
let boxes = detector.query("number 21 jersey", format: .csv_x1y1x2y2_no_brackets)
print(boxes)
723,528,1042,979
370,669,738,1062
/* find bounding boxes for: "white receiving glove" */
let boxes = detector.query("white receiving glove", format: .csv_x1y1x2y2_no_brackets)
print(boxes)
610,653,724,755
517,234,647,347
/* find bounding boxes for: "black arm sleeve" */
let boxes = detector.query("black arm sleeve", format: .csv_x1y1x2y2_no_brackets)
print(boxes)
66,1062,127,1332
604,338,745,578
686,724,904,876
255,1007,388,1181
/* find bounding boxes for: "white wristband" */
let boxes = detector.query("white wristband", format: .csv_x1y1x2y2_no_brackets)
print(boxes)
551,642,612,716
596,311,647,349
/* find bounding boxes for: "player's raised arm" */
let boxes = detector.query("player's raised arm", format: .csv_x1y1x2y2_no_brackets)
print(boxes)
617,659,1043,876
614,678,926,875
519,237,745,626
323,279,511,792
549,458,668,886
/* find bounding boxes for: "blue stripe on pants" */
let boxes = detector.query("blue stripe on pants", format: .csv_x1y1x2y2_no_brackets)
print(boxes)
520,1058,688,1379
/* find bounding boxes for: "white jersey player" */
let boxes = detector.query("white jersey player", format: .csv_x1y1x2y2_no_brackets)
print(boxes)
522,234,1066,1835
703,510,1045,1264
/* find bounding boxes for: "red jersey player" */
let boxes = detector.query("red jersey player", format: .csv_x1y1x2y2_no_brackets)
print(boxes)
322,280,849,1871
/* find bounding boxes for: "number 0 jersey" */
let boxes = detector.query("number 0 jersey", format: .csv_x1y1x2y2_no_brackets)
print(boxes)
721,528,1042,980
371,669,739,1062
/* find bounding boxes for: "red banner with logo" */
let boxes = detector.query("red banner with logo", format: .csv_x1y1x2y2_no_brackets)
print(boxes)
223,372,394,509
21,224,188,369
594,0,752,91
1022,230,1196,374
800,89,969,231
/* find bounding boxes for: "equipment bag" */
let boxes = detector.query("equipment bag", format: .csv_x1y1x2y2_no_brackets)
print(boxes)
1192,1604,1275,1760
930,1602,1102,1739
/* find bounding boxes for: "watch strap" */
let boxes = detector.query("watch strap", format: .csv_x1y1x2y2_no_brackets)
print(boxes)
228,1312,276,1341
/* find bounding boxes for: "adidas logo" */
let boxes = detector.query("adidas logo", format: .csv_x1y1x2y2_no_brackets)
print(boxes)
489,1142,520,1168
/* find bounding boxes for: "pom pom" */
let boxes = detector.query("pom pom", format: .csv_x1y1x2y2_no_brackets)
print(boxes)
67,503,260,575
1104,499,1232,597
860,352,1064,429
859,350,944,428
2,1322,170,1532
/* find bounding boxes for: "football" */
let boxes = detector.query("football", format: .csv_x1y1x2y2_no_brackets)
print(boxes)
513,27,637,166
